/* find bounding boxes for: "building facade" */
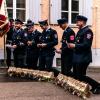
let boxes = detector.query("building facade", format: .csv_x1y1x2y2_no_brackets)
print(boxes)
0,0,100,67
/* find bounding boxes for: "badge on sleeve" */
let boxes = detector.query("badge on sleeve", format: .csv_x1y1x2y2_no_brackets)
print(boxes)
87,34,91,39
70,35,74,41
24,33,27,37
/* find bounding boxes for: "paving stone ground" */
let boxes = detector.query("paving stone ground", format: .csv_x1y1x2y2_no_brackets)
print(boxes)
0,68,99,100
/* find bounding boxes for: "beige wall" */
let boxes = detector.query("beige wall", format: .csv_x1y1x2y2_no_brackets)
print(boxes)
0,38,4,49
40,0,100,49
1,0,100,49
92,0,100,48
41,0,49,20
36,0,100,49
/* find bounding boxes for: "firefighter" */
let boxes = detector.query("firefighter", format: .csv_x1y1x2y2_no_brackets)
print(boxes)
56,18,75,76
25,21,41,69
12,19,26,68
69,15,100,94
6,19,14,68
38,20,58,71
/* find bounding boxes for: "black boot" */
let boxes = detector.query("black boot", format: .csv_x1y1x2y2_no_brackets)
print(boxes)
91,85,100,94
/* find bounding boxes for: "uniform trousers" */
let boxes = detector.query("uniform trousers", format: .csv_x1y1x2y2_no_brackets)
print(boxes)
73,63,100,89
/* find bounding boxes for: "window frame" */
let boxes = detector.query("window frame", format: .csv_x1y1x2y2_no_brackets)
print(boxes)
50,0,92,26
6,0,26,22
61,0,80,25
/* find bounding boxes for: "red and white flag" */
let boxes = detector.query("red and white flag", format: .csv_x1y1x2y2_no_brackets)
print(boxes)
0,0,3,9
0,0,8,16
0,0,9,37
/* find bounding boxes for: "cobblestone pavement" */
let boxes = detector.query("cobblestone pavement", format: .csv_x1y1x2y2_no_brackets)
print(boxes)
0,68,99,100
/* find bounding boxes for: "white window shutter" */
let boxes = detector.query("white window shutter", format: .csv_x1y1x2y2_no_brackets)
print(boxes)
82,0,93,25
79,0,83,15
27,0,41,23
50,0,61,24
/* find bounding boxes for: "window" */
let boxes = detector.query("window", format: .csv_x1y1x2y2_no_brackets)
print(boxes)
6,0,41,23
71,0,79,23
61,0,69,21
61,0,79,24
50,0,92,25
6,0,26,22
6,0,13,19
16,0,26,21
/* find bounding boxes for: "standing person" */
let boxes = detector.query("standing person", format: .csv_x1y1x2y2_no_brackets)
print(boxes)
24,19,33,33
69,15,100,94
25,22,41,69
6,19,14,68
56,18,75,76
38,20,58,71
12,19,26,68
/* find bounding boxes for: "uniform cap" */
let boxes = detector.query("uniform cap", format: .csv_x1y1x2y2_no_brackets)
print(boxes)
39,20,48,26
57,18,68,25
15,19,23,24
76,15,88,22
